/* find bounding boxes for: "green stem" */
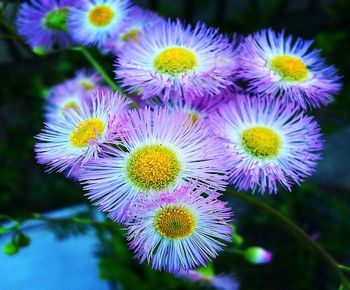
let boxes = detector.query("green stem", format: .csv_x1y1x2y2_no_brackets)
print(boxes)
79,46,121,93
339,265,350,274
78,46,138,109
226,188,350,289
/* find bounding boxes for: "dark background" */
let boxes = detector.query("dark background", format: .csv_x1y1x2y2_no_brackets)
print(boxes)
1,0,350,289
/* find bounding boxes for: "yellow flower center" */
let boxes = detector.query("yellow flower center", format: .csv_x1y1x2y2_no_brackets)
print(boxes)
269,55,309,82
121,28,139,42
62,101,80,115
69,118,105,147
241,126,281,158
88,5,115,27
126,144,182,191
80,80,94,90
154,206,196,240
153,47,198,76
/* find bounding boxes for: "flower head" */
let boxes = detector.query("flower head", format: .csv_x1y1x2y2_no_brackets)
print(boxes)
126,185,233,272
16,0,73,50
243,247,273,264
101,6,164,54
36,89,130,175
210,94,324,193
44,69,103,121
115,20,239,103
80,107,230,222
238,29,342,110
68,0,131,46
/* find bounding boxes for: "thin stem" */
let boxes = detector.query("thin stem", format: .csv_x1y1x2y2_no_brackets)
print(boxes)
339,265,350,274
79,46,121,93
226,188,350,289
78,46,138,109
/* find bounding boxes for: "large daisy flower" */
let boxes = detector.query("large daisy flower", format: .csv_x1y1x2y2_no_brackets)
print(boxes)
44,69,103,121
68,0,131,46
126,185,233,272
36,89,130,175
16,0,74,50
238,29,342,110
101,6,164,54
210,95,324,193
115,20,239,103
80,107,230,222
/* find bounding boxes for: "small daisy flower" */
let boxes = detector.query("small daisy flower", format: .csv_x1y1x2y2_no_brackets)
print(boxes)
16,0,73,50
115,20,239,103
36,89,130,175
238,29,342,110
68,0,131,46
101,6,164,54
44,69,103,121
126,185,233,272
80,107,230,222
210,95,324,193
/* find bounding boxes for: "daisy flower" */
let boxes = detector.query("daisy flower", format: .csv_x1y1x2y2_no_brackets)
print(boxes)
210,94,324,193
238,29,342,110
126,185,233,272
80,107,230,222
16,0,74,50
68,0,131,46
44,69,102,121
115,20,239,103
36,89,130,175
101,6,164,54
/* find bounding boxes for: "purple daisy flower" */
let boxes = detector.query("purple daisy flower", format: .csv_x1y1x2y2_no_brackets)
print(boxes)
115,20,240,104
67,0,131,47
80,107,230,222
210,94,324,193
238,29,342,110
101,6,164,54
36,89,130,175
44,69,103,122
126,185,233,272
16,0,74,50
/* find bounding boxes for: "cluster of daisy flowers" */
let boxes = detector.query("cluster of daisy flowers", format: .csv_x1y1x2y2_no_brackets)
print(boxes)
18,0,342,277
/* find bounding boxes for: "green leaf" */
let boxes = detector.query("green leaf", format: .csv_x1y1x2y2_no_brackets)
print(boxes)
2,241,19,256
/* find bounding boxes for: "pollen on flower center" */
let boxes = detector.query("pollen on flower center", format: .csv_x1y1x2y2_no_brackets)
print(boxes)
43,8,69,31
154,47,198,76
121,28,139,42
154,206,196,240
270,55,309,82
88,5,115,27
69,118,105,147
126,144,181,191
62,101,80,115
80,80,94,90
241,126,281,158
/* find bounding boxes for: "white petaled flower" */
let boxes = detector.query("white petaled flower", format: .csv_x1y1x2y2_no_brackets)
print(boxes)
210,94,324,193
36,89,130,175
68,0,131,46
115,20,239,104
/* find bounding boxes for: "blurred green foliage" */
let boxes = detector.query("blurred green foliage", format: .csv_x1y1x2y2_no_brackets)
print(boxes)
1,0,350,289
